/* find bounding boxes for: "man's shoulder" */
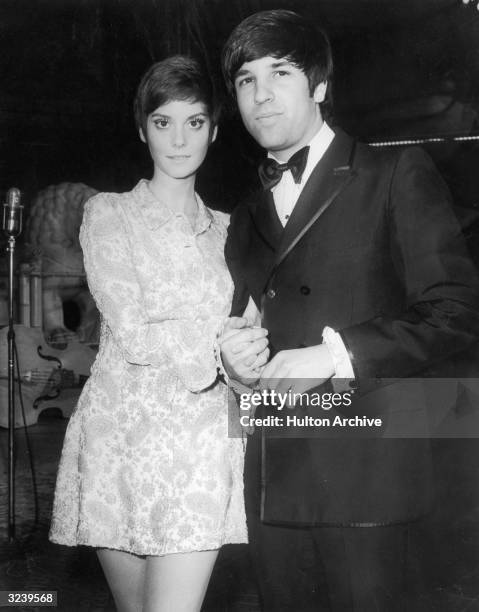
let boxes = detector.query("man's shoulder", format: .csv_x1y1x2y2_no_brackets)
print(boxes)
351,136,433,172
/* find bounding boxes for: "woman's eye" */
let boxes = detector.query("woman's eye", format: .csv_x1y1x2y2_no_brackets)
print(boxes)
154,118,169,128
189,118,206,129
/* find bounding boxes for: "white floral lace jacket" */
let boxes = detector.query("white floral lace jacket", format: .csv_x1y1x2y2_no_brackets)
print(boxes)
81,179,232,393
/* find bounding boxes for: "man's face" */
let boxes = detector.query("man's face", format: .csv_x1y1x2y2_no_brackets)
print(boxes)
234,56,327,161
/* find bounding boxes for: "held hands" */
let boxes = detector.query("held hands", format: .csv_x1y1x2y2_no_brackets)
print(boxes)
219,315,335,393
258,344,335,395
219,317,270,385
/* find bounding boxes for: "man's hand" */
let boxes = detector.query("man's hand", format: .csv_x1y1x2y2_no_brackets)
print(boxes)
219,317,269,384
259,344,335,395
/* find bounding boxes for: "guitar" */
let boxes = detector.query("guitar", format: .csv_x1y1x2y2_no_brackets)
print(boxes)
0,325,97,428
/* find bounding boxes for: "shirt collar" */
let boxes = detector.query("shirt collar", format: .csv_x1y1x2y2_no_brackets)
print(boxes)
194,195,214,235
302,121,335,185
133,179,213,234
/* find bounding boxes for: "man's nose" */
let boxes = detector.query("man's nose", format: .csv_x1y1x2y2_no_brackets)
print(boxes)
254,80,274,105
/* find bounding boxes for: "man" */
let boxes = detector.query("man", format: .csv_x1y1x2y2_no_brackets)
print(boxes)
219,9,479,612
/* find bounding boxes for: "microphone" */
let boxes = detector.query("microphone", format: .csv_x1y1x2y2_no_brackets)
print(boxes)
3,188,23,237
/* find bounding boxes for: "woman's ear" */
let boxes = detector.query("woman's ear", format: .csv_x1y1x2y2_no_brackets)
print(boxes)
211,125,218,144
139,127,146,143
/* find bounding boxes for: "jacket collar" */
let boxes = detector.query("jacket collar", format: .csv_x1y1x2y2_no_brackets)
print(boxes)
276,130,356,264
249,129,357,257
133,179,213,234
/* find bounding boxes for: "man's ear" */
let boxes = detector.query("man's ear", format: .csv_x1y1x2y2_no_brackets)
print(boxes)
139,127,146,143
313,81,327,104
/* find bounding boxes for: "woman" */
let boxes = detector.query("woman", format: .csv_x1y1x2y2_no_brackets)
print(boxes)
49,56,268,612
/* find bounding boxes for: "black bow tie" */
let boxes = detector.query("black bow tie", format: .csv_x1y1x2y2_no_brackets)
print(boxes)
258,146,310,190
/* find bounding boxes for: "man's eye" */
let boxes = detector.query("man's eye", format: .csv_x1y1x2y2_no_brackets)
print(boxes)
154,119,169,128
237,76,253,88
189,118,206,129
273,70,289,77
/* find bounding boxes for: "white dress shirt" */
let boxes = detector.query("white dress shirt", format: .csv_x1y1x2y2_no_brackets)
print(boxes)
270,121,335,227
269,122,355,385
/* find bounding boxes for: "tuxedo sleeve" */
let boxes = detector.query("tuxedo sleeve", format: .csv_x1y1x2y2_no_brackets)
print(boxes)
340,147,479,393
225,206,251,317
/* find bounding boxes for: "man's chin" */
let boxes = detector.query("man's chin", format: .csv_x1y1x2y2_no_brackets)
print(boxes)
254,135,288,153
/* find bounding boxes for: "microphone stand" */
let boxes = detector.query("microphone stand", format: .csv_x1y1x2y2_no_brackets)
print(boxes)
3,188,23,541
7,234,16,541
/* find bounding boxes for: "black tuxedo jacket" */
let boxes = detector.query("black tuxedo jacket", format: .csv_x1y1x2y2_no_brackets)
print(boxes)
225,130,479,526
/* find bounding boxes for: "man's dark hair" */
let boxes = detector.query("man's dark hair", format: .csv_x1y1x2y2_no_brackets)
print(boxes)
221,9,333,99
134,55,220,135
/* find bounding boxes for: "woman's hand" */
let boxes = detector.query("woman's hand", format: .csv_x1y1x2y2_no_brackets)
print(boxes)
219,317,269,384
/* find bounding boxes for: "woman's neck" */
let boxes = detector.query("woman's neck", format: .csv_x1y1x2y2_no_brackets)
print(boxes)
148,172,197,217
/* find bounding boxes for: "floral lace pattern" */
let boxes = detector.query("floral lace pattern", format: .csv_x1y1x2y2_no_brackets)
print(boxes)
49,180,246,555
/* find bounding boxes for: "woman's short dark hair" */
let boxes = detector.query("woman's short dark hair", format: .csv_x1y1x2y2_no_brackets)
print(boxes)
221,10,333,97
134,55,219,134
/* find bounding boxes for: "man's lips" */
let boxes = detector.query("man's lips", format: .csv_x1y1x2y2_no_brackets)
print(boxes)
255,112,281,120
255,112,283,125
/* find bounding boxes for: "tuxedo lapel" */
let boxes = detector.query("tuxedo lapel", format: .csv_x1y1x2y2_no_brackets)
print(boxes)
249,189,284,251
275,131,357,268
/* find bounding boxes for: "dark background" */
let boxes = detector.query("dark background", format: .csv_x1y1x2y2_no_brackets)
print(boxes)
1,0,479,212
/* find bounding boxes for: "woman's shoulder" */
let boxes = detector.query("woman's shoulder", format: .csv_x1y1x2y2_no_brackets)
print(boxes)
208,207,230,230
83,184,142,219
196,193,230,234
82,188,138,234
84,188,133,210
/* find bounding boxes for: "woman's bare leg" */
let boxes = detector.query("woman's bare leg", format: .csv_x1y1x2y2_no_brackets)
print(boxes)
143,549,219,612
97,548,145,612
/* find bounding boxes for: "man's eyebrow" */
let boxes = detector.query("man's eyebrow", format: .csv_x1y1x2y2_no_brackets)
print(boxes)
235,59,294,79
234,67,251,79
270,60,293,68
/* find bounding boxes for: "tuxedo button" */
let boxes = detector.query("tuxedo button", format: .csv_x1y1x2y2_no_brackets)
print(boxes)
300,285,311,295
266,289,276,299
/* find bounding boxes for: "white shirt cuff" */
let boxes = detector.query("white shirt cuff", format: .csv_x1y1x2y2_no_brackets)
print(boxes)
322,326,355,392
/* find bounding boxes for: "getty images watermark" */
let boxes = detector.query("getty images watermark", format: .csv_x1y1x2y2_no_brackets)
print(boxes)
227,378,479,438
237,389,382,429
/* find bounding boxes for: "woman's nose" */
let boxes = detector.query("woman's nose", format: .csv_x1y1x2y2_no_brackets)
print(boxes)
172,125,186,148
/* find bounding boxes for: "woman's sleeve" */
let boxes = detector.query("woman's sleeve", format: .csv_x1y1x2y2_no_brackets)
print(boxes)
80,194,223,392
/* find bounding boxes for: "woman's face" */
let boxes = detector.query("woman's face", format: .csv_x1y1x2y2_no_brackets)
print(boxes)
140,98,217,180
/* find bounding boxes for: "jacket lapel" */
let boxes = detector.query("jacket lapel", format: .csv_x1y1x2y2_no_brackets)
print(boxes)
248,189,284,251
275,131,357,268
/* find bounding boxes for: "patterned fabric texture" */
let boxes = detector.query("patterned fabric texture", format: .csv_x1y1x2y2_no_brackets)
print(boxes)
49,180,247,555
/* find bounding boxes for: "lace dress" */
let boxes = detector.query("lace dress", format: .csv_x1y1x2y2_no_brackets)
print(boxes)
49,180,246,555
